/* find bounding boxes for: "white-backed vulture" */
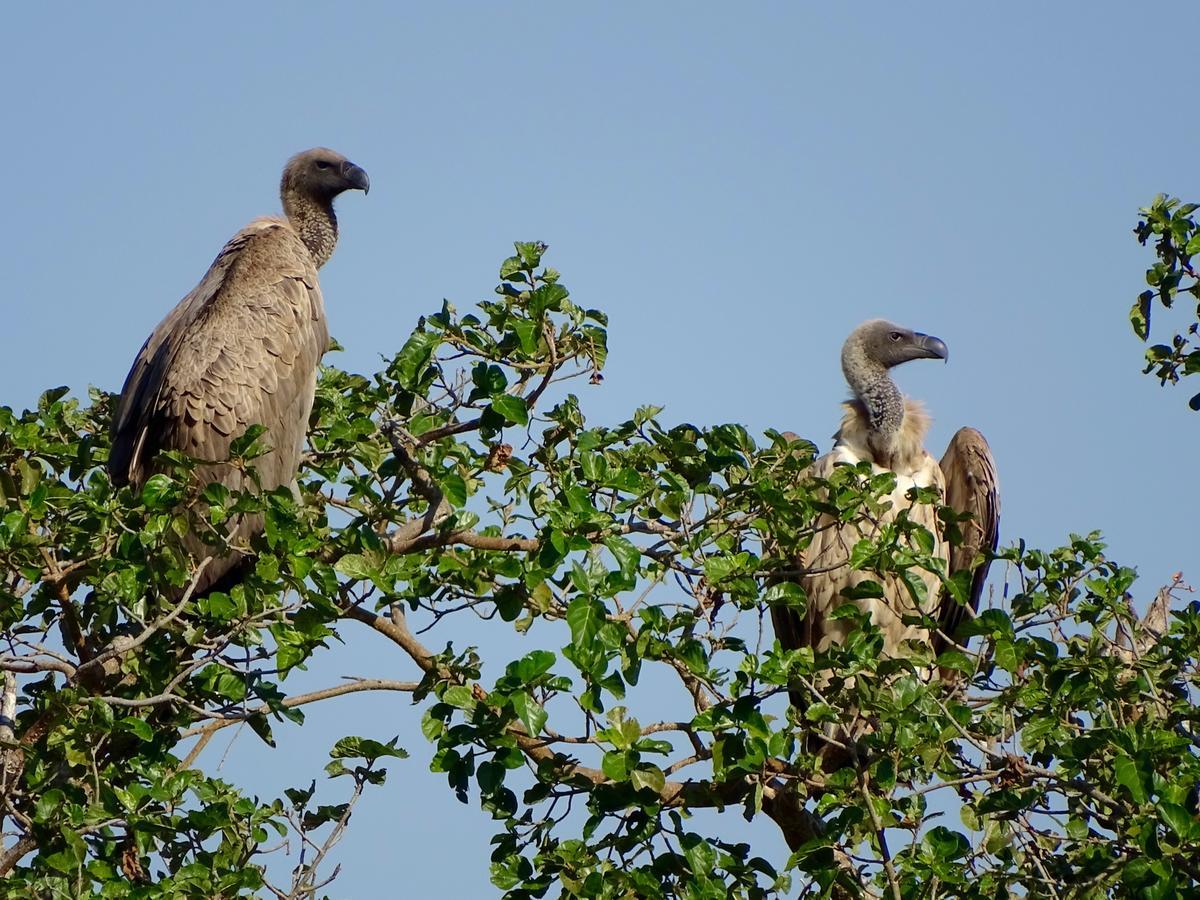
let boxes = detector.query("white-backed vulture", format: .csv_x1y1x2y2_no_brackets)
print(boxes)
772,320,1000,692
109,148,369,594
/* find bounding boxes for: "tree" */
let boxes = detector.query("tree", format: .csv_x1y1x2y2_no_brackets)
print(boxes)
1,236,1197,898
1132,194,1200,411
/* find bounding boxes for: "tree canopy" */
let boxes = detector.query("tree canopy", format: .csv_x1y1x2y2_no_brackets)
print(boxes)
1,228,1198,898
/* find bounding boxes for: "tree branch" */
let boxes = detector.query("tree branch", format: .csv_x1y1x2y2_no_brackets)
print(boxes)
0,834,36,879
175,677,418,771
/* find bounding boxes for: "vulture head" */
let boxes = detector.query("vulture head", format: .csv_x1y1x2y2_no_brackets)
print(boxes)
281,147,371,203
842,319,947,385
840,320,948,454
280,148,369,267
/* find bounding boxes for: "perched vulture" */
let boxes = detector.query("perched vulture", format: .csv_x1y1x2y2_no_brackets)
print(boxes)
110,148,369,594
772,320,1000,691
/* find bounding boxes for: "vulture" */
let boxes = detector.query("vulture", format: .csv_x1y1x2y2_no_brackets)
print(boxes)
772,319,1000,709
109,148,369,594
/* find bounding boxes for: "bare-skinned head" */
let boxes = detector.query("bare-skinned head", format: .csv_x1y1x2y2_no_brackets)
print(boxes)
280,147,370,204
842,318,947,382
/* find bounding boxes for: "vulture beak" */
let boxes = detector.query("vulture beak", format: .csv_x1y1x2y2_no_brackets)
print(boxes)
341,162,370,195
913,332,949,362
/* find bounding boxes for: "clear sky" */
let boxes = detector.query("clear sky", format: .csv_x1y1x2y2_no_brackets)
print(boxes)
3,4,1198,896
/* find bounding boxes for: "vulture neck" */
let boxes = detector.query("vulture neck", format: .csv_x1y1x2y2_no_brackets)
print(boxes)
282,190,338,268
840,348,928,473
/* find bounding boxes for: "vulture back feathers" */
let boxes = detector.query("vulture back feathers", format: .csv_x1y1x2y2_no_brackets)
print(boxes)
110,148,369,594
772,320,1000,686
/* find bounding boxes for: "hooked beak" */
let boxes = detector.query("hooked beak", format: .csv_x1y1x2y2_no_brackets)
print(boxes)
341,161,370,195
913,332,949,362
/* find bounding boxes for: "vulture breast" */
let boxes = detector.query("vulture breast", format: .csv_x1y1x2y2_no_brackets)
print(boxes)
796,404,948,658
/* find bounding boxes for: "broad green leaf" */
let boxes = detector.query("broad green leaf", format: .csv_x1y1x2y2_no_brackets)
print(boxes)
515,650,556,682
141,473,180,510
1113,755,1146,804
334,553,376,581
510,692,547,736
331,736,408,763
566,597,605,647
440,472,468,508
629,765,665,794
601,750,630,781
1158,801,1193,841
490,394,529,426
394,329,441,389
604,535,639,580
117,717,154,741
1130,291,1152,341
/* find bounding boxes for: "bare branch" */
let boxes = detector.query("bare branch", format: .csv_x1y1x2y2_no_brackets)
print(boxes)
76,557,213,682
175,678,418,772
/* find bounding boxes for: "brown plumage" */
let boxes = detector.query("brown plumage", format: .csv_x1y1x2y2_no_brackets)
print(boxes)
935,426,1000,660
110,148,369,593
772,320,1000,724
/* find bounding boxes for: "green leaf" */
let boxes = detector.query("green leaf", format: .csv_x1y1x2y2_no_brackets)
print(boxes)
1130,291,1152,341
230,423,269,459
514,241,546,268
1066,816,1089,841
567,597,605,647
246,713,276,747
1158,801,1193,841
763,581,806,612
118,717,154,742
34,789,65,823
284,781,317,807
477,760,504,793
513,320,539,353
331,735,409,763
630,764,665,794
530,283,569,318
604,535,639,580
440,472,468,508
1114,755,1146,804
603,706,641,749
490,394,529,426
602,750,630,781
494,584,524,622
993,638,1021,673
515,650,556,682
510,692,547,736
141,473,180,510
443,685,476,710
394,329,441,389
924,826,969,860
334,553,376,581
936,649,973,674
499,255,525,280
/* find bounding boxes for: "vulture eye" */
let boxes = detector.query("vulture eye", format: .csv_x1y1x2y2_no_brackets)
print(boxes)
889,331,903,342
314,161,332,170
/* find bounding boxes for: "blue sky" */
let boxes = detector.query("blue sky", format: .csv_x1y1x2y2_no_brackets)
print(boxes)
4,4,1199,896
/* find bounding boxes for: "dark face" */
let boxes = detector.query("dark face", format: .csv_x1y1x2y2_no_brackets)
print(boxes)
865,321,948,368
284,148,370,200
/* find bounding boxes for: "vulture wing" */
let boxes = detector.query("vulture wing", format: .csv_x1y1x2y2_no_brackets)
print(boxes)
934,427,1000,656
110,219,328,591
112,219,327,489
